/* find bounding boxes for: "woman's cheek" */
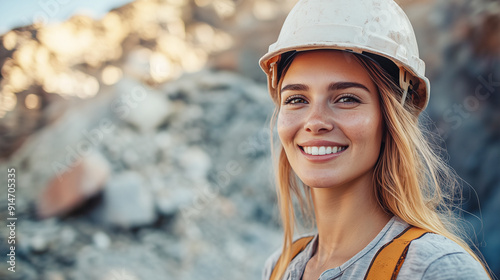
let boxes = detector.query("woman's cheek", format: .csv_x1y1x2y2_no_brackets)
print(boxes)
344,111,379,136
277,111,299,144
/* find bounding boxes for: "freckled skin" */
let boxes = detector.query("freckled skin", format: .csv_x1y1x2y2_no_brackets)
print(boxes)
277,50,384,189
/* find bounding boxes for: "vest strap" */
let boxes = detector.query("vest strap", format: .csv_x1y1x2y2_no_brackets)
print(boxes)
364,226,430,280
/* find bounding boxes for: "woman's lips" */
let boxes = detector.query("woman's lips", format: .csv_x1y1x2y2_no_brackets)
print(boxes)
299,145,348,155
297,143,348,161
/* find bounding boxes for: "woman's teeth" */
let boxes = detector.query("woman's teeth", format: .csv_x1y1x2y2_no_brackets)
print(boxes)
302,146,347,155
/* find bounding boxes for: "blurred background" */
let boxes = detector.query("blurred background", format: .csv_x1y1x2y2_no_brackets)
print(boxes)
0,0,498,279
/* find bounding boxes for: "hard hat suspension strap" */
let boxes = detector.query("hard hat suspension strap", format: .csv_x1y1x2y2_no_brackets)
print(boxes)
269,56,280,90
399,68,413,106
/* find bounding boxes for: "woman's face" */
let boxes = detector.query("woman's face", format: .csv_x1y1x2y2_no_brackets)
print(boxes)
277,50,384,189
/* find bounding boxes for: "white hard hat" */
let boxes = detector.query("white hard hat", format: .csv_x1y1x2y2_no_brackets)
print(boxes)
259,0,430,111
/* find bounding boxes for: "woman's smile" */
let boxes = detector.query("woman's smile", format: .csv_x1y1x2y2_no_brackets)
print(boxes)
296,140,349,163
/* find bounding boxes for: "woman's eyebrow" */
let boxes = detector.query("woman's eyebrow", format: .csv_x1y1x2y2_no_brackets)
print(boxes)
329,82,370,92
281,83,309,92
281,82,370,93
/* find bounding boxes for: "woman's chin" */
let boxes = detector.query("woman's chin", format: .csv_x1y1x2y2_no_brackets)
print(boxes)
299,177,338,189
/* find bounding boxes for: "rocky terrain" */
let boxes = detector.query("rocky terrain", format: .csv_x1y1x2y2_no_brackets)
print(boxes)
0,69,282,280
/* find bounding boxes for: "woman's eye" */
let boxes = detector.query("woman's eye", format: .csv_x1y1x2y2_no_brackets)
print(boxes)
284,96,307,105
337,95,360,104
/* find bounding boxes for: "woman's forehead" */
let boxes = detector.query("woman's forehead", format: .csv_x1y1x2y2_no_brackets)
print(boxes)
283,50,375,87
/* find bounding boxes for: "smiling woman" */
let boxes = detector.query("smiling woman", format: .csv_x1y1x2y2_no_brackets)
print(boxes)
258,0,492,280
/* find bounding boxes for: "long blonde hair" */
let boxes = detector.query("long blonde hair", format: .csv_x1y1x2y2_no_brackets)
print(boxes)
269,51,491,279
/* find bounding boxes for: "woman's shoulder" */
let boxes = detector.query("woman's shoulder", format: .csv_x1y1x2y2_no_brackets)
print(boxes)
262,246,282,280
409,232,470,257
261,233,316,280
398,232,489,279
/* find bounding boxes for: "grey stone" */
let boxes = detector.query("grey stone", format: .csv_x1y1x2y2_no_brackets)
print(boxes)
113,78,172,132
103,172,157,228
178,146,212,180
93,231,111,250
155,183,197,216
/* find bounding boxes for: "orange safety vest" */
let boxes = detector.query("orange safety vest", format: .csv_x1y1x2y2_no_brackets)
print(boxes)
270,227,430,280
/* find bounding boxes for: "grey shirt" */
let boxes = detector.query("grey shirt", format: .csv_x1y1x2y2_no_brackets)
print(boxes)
262,216,489,280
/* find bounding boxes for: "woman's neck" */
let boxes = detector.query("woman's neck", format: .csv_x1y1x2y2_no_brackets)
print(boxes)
309,174,391,267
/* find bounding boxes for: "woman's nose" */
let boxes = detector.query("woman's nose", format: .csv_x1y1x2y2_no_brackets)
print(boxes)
303,104,334,134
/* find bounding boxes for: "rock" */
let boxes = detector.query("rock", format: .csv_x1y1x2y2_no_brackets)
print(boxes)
178,146,212,180
36,151,111,218
113,77,172,132
30,234,49,253
93,231,111,249
103,172,157,228
156,184,196,216
60,227,77,246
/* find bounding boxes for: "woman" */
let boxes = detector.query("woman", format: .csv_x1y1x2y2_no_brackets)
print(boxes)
259,0,492,279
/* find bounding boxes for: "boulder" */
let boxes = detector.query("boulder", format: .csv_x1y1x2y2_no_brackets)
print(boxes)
36,151,110,218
